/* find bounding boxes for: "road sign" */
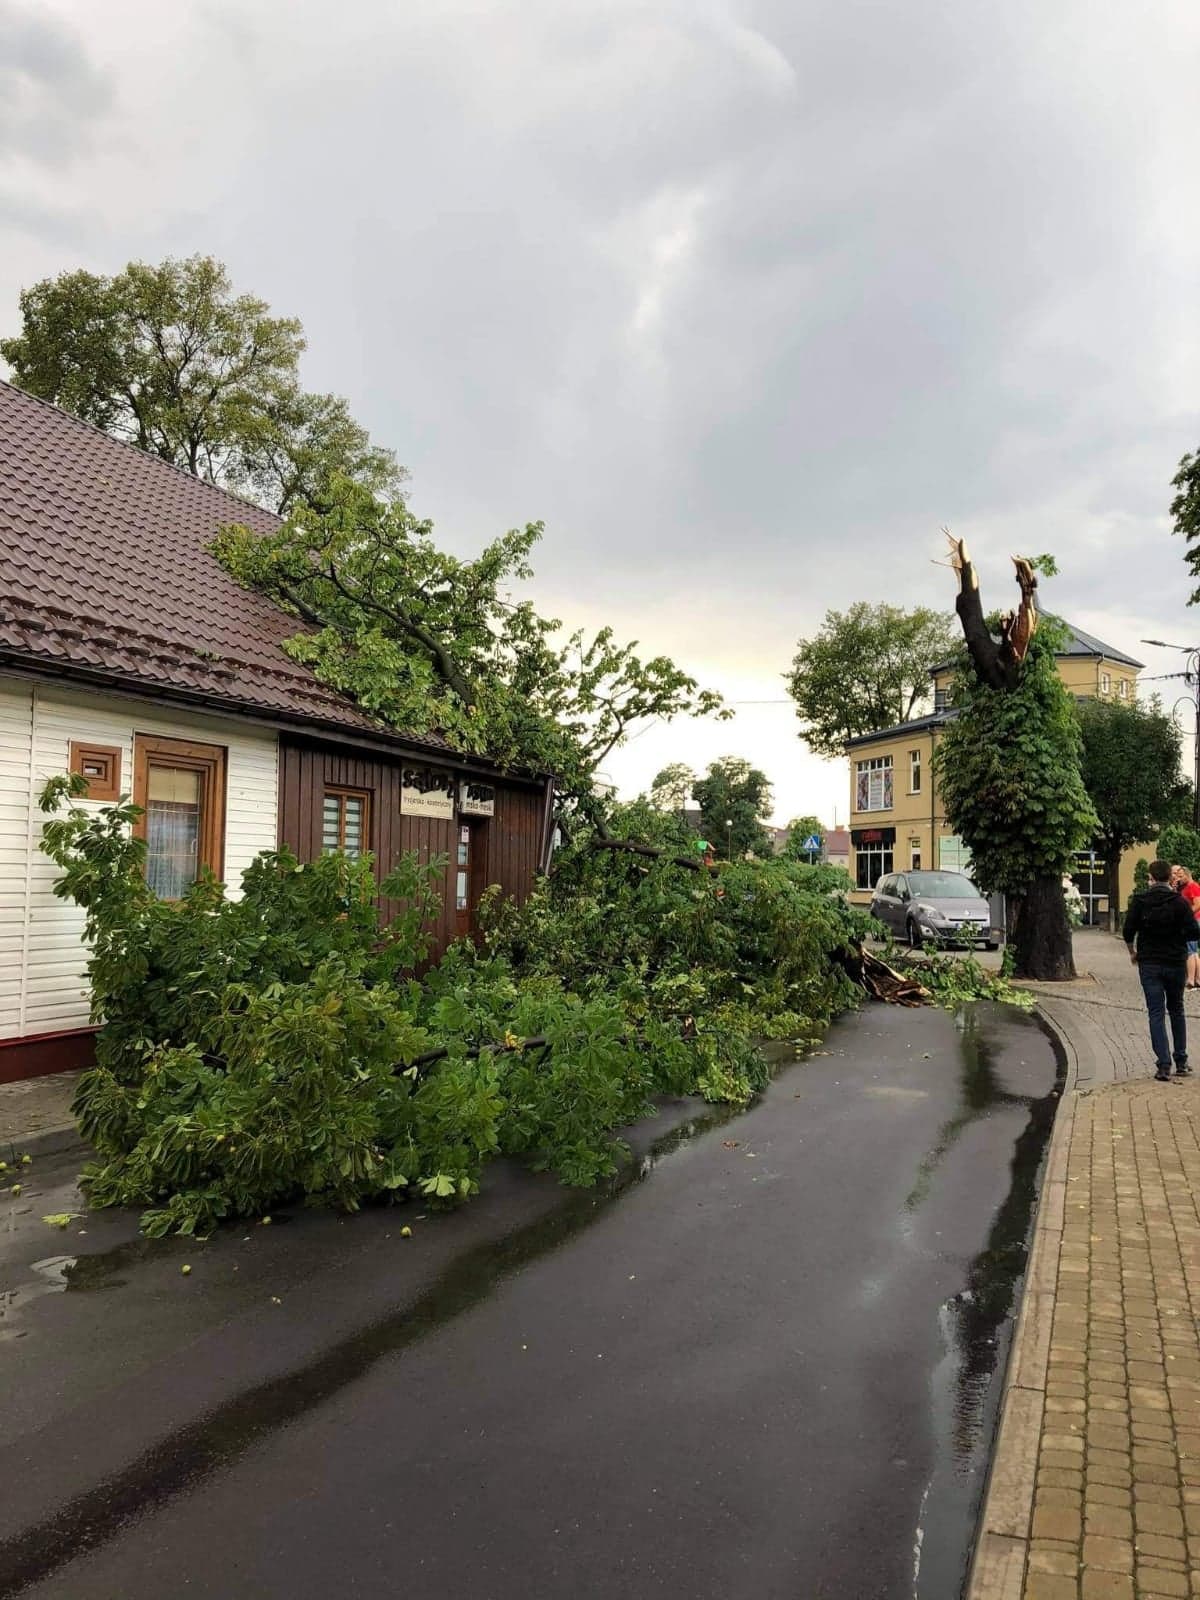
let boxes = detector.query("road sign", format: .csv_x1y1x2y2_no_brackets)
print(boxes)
802,834,821,854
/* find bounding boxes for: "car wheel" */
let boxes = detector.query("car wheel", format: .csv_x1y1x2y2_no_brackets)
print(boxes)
907,917,924,950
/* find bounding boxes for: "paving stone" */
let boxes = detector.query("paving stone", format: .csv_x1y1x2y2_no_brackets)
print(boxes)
1080,1572,1133,1599
1034,1505,1084,1544
1026,1574,1079,1599
1139,1503,1187,1538
1137,1565,1190,1595
1081,1533,1133,1572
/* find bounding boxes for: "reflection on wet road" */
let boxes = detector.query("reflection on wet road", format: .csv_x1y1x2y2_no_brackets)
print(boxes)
0,1000,1059,1599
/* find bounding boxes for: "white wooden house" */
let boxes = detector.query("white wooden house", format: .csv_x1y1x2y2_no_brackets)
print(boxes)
0,381,550,1082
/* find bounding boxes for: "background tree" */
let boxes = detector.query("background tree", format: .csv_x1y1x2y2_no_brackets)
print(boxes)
1156,824,1200,876
1077,697,1191,929
787,602,958,757
649,763,697,816
935,542,1096,980
783,815,825,860
692,757,773,860
0,255,401,513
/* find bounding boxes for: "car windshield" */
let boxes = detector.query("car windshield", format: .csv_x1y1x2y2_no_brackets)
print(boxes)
907,871,981,900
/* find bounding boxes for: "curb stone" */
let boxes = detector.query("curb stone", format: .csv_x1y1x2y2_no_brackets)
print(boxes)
2,1123,87,1163
964,1005,1076,1600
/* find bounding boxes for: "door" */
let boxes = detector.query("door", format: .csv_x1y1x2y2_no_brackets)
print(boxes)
874,874,899,932
453,821,489,939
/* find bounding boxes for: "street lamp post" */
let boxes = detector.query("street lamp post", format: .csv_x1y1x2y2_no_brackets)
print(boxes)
725,819,734,861
1142,640,1200,830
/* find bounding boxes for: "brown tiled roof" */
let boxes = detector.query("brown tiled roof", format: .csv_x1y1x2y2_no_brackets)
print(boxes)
0,380,455,752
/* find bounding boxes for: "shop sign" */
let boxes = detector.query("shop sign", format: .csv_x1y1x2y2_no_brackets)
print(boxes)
400,765,455,819
459,780,495,817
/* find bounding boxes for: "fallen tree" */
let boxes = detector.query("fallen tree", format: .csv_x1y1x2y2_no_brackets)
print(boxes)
40,495,1031,1237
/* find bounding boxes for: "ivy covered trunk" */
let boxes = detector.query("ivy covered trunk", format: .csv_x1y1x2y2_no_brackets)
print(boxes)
1010,875,1076,981
935,538,1097,984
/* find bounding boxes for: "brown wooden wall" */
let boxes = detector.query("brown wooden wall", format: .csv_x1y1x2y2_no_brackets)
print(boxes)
277,738,545,960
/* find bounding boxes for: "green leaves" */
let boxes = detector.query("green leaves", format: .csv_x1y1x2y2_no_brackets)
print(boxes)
42,783,879,1238
1077,696,1190,861
934,630,1097,896
214,477,726,807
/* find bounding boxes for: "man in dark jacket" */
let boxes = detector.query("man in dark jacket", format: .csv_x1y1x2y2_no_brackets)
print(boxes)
1124,859,1195,1081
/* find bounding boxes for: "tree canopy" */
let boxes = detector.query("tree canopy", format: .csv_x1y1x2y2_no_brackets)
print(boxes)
0,255,401,513
216,479,727,813
787,603,958,757
1078,696,1190,925
648,763,697,815
692,757,773,860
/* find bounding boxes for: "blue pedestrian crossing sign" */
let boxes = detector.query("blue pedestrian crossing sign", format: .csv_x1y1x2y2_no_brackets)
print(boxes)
802,834,821,854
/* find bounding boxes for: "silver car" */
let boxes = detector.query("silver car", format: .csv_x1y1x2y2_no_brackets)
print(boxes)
870,869,998,950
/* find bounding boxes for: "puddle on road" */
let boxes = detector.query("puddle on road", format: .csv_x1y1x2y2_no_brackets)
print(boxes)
914,1004,1065,1599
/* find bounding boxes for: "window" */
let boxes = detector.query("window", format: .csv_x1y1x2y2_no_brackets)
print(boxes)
322,788,369,859
855,756,894,813
933,687,951,713
456,823,471,912
856,841,894,890
69,741,121,802
909,749,922,794
133,736,225,899
1118,678,1129,700
1100,671,1111,694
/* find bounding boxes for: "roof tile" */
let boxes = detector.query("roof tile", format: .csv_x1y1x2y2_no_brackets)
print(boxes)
0,381,455,754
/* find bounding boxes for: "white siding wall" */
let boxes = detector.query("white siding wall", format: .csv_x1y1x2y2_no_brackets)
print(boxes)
0,676,279,1041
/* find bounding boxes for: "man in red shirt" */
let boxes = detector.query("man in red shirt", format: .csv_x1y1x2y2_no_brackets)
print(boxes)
1173,865,1200,988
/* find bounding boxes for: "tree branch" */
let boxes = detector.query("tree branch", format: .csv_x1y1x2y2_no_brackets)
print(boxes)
315,562,477,706
944,531,1008,689
588,837,709,871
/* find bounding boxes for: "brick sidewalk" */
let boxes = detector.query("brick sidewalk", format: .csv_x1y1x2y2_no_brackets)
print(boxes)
973,932,1200,1599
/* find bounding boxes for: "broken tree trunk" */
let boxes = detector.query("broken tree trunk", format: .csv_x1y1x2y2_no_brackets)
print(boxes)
943,533,1077,980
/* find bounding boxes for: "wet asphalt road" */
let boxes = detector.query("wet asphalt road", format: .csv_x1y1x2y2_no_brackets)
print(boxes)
0,1001,1060,1600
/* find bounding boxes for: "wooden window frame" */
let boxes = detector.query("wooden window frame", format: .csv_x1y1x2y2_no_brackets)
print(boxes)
132,735,227,887
322,786,371,856
909,748,922,795
69,741,122,802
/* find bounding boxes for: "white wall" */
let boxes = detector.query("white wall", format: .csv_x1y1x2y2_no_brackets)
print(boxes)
0,676,279,1041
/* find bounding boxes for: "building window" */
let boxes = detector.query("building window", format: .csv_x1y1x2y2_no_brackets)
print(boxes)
855,841,893,890
322,788,369,859
69,741,121,802
855,756,894,813
133,735,226,899
909,749,922,794
1101,671,1111,694
1118,678,1128,699
933,687,951,713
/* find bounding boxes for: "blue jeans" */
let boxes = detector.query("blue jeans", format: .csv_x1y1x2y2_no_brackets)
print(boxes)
1138,961,1188,1070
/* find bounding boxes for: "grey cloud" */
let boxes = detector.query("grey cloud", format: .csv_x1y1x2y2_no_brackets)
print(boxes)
0,2,112,164
1,0,1197,806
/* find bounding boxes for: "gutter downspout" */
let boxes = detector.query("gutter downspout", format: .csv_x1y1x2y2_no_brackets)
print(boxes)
537,777,556,875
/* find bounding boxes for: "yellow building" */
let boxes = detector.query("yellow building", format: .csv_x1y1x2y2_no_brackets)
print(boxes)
846,624,1144,915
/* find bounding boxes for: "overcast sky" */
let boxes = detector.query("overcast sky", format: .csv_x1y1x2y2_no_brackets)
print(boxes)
3,0,1199,824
